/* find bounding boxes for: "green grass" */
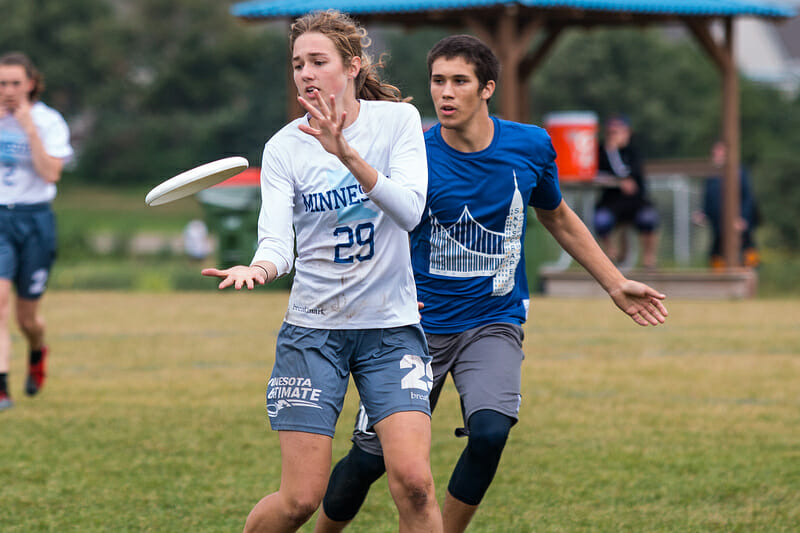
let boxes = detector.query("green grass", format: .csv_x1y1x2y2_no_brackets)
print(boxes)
2,293,799,531
56,181,203,233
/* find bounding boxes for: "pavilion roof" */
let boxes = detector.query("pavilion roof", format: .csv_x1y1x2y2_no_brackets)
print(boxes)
232,0,796,20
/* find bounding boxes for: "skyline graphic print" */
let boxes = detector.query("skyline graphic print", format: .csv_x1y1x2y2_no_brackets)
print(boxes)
429,171,524,296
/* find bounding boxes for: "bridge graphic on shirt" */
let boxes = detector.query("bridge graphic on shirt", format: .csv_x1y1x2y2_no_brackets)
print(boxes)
429,172,524,296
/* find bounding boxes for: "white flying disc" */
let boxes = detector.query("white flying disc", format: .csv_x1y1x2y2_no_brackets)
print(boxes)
145,156,249,206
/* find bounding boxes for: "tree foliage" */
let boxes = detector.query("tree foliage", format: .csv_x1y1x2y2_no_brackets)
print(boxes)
2,5,798,248
528,27,800,250
1,0,289,185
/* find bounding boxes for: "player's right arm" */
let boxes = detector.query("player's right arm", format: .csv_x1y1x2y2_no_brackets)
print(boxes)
201,261,278,290
14,99,65,183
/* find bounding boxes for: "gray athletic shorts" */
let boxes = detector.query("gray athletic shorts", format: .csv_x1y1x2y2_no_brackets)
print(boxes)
267,322,432,437
352,322,524,455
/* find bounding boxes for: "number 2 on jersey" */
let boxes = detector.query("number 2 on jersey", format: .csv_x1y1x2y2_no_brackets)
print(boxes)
333,222,375,264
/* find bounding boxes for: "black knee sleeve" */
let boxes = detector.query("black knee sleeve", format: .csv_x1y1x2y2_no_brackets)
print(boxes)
448,410,513,506
322,444,386,522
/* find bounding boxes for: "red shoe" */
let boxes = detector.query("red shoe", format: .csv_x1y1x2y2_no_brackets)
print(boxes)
25,346,48,396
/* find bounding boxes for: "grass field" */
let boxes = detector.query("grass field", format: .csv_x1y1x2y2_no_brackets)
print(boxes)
2,292,799,531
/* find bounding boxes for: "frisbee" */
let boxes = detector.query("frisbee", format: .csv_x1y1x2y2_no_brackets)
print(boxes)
145,156,249,206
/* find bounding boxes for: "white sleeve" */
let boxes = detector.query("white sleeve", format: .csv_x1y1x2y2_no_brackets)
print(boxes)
365,104,427,231
251,142,295,276
40,110,74,161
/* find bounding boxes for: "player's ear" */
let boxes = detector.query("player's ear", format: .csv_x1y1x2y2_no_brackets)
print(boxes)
480,80,496,102
348,55,361,80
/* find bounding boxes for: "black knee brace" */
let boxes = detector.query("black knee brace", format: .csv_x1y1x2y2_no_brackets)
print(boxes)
448,409,513,506
322,444,387,522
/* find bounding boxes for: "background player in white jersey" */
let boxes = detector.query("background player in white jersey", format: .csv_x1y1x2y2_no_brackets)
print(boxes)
201,10,443,533
0,52,73,411
314,35,668,533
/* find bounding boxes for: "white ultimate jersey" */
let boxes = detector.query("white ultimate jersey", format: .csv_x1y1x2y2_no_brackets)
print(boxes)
0,101,73,204
253,100,428,329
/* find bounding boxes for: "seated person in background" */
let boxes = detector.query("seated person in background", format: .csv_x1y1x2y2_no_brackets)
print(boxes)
693,140,760,270
594,115,659,269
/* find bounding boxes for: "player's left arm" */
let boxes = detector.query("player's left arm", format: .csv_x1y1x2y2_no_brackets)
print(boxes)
15,100,64,183
534,201,668,326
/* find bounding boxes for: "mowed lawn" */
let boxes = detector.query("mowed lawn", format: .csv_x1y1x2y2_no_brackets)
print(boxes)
2,291,799,532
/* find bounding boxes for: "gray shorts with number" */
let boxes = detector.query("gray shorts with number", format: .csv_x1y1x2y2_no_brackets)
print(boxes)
352,322,524,455
268,322,432,437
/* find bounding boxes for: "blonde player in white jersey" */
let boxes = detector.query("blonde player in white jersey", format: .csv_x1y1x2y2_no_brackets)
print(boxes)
0,52,73,411
201,10,443,533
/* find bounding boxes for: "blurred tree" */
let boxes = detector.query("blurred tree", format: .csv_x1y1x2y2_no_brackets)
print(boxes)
1,0,288,185
529,28,721,158
74,0,288,185
0,0,127,121
528,27,799,250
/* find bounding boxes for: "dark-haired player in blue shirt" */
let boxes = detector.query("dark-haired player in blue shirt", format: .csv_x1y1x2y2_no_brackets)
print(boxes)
315,35,668,533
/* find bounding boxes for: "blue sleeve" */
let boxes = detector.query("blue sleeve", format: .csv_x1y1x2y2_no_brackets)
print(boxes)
528,129,562,210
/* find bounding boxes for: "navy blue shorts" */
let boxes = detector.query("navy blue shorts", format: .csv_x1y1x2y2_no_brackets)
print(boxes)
267,322,432,437
0,203,57,299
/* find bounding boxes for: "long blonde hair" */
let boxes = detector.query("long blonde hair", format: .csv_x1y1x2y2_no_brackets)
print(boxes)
289,10,408,102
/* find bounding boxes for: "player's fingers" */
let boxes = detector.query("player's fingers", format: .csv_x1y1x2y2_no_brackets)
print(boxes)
201,268,225,277
327,93,337,119
630,312,649,326
651,298,669,317
298,124,321,136
297,96,324,121
645,303,666,324
640,308,662,326
315,90,331,116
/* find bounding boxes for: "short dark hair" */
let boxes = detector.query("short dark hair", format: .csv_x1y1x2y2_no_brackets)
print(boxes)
426,35,500,91
0,52,44,101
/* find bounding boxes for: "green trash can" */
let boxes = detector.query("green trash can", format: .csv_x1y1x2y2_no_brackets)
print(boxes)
197,168,261,269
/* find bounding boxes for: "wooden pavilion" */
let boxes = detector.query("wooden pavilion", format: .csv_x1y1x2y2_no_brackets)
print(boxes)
232,0,795,274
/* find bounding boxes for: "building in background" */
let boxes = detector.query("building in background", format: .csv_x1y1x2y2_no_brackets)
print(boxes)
733,1,800,94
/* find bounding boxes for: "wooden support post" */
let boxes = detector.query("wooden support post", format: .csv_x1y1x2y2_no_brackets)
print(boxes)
497,9,520,120
686,18,742,269
721,18,741,268
519,24,562,122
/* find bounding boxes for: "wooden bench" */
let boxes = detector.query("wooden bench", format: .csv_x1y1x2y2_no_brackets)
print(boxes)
538,268,758,299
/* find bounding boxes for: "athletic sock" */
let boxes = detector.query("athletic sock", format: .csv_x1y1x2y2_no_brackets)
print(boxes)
30,349,43,366
0,373,8,395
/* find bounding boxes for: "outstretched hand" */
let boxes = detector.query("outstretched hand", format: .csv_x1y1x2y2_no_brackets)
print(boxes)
608,280,668,326
201,265,268,290
297,90,352,160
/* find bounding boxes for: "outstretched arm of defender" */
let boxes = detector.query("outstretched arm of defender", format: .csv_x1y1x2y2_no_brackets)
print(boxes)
535,201,668,326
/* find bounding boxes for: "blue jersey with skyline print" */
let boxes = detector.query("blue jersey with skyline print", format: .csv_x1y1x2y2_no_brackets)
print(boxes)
411,117,562,334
